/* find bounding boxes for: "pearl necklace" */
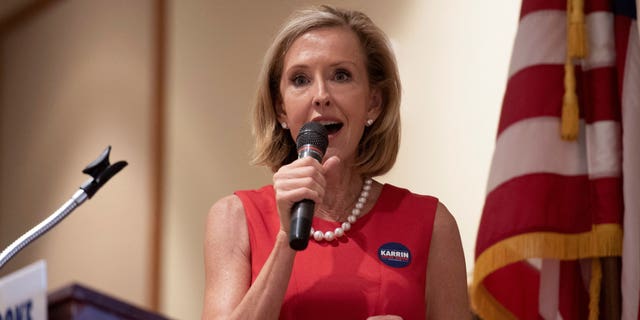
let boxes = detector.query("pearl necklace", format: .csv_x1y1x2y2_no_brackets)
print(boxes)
310,178,373,242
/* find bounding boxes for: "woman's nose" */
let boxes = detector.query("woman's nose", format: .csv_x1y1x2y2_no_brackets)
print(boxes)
312,81,330,107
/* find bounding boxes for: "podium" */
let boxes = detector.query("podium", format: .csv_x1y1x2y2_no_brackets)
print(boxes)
48,284,169,320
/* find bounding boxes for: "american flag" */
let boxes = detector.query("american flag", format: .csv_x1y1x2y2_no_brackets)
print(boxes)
471,0,639,319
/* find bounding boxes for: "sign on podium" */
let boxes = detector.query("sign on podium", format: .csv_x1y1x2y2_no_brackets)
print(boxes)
0,260,47,320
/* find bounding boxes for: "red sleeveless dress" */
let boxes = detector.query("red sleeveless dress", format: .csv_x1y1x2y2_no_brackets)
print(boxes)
235,184,438,320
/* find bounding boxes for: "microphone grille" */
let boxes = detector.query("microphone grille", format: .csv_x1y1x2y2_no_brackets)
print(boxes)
296,122,329,153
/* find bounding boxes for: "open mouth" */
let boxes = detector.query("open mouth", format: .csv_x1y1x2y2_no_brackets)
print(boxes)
321,122,343,135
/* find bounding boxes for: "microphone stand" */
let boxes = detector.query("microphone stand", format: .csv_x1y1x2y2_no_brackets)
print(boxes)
0,146,127,270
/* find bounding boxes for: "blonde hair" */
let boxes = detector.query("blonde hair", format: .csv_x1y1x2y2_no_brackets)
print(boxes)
251,5,401,176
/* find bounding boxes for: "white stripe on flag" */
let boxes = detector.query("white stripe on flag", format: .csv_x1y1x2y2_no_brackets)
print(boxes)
528,257,543,271
581,12,616,70
509,10,565,77
586,121,622,179
539,259,561,320
487,117,621,193
509,11,615,77
621,20,640,320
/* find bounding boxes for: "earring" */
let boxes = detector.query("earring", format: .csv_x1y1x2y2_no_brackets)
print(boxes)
366,119,374,127
281,122,289,129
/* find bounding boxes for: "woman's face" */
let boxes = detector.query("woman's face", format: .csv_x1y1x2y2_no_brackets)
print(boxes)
278,26,381,164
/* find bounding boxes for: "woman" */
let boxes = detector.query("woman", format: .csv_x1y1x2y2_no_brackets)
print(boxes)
203,5,470,319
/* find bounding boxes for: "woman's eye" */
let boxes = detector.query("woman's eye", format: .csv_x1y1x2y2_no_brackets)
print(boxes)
334,70,351,82
292,75,309,86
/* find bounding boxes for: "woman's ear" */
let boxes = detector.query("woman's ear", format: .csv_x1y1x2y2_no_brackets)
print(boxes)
367,88,383,122
276,103,289,128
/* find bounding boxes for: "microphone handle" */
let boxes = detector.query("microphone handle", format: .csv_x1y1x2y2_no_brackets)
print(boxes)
289,199,315,251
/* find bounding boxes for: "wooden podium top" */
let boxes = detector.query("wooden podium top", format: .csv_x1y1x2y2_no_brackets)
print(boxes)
48,283,170,320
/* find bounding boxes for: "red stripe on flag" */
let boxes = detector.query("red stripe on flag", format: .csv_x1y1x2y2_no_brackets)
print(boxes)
520,0,565,20
591,176,624,224
483,261,541,320
559,260,590,319
498,65,564,135
476,174,622,255
520,0,612,20
499,66,621,135
581,67,622,123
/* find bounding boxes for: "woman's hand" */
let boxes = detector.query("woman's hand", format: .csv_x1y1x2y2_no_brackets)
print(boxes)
272,155,341,234
272,157,321,233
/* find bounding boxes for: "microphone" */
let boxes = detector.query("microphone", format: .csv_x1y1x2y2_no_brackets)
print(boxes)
0,146,127,269
289,122,328,251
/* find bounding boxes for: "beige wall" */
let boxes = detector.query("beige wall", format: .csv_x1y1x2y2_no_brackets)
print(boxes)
163,1,520,319
0,0,156,310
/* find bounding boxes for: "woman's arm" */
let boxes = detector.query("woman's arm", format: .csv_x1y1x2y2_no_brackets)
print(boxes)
425,202,471,319
202,195,296,320
202,157,332,319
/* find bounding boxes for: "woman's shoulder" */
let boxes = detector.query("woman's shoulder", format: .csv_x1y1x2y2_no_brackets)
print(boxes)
234,184,274,198
207,194,246,226
377,183,459,230
433,201,459,233
233,184,275,211
208,184,273,217
379,183,440,204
